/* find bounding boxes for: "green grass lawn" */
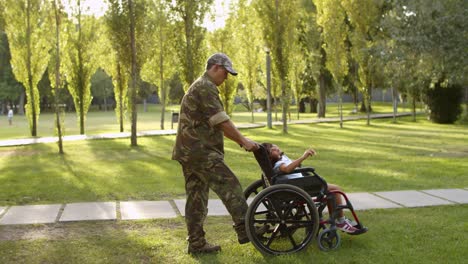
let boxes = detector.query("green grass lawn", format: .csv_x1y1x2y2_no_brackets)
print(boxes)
0,205,467,263
0,102,422,140
0,115,466,205
0,106,467,263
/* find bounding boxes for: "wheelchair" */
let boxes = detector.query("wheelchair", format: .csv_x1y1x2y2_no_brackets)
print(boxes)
243,145,367,255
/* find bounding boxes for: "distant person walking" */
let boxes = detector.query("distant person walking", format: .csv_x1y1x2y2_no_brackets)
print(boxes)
7,107,13,125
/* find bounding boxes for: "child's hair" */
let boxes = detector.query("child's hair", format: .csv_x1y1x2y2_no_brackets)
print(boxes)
261,142,278,166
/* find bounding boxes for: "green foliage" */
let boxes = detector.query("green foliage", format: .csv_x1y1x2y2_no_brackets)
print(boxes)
167,0,212,90
234,0,263,121
458,104,468,124
3,0,52,136
425,82,463,124
0,32,23,106
64,2,100,134
168,72,184,104
90,67,114,110
254,0,301,132
141,0,176,129
207,26,238,116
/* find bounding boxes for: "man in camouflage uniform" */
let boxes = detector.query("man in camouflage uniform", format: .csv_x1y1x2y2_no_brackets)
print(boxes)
172,53,259,254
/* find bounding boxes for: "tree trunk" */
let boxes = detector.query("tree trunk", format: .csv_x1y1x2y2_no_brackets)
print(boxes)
80,100,84,134
53,0,63,154
299,98,306,113
281,81,288,134
317,73,326,118
159,19,165,130
103,97,108,112
392,86,398,123
18,91,25,115
129,0,138,146
250,101,254,123
26,1,37,137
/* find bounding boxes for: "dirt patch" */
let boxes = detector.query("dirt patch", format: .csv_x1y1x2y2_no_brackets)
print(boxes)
0,220,185,241
429,147,468,157
0,149,41,158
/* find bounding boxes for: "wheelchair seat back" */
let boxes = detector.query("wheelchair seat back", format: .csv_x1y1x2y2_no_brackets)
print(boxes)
253,146,275,185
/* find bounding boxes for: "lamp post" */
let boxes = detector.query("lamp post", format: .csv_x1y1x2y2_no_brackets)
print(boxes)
265,48,272,129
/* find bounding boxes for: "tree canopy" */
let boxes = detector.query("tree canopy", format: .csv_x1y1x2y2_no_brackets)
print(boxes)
0,0,465,136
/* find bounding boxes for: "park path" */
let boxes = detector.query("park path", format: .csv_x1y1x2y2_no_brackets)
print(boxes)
0,188,467,225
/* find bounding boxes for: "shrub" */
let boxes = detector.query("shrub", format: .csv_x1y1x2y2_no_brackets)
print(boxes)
425,82,463,124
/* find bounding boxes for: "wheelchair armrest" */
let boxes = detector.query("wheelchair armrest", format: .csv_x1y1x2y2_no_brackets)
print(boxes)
273,167,316,178
292,167,315,174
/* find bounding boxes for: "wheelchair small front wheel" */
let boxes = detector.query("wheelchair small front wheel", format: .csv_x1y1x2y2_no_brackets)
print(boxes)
317,228,341,251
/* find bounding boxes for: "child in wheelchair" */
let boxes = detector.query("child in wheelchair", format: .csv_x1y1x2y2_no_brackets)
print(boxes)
261,142,362,235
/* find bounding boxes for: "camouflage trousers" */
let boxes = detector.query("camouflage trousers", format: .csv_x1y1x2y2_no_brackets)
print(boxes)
180,159,248,247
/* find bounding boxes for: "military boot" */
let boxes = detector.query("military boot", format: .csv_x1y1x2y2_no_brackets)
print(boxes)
235,224,270,244
187,242,221,254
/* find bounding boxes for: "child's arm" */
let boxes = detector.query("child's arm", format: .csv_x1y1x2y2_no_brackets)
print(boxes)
278,149,316,173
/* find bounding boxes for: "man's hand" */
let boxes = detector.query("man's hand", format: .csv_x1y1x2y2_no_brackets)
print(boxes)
241,138,259,152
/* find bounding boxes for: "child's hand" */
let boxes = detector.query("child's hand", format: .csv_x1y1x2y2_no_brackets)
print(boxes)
303,148,316,159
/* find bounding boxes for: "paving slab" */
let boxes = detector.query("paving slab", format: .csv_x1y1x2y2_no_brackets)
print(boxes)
60,202,116,222
174,199,230,216
346,192,402,210
0,206,6,216
0,204,61,225
374,190,454,207
120,201,177,220
421,189,468,204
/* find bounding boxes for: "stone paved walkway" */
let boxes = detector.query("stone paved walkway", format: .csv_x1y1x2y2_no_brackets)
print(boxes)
0,188,466,225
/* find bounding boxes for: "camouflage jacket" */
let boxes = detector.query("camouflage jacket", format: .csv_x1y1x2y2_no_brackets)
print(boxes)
172,72,230,164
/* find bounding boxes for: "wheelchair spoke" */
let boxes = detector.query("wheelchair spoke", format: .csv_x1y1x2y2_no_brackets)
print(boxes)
287,230,298,249
266,224,281,247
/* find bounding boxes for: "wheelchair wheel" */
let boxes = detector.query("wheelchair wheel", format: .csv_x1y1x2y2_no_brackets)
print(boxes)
317,228,341,251
244,179,264,199
245,184,319,255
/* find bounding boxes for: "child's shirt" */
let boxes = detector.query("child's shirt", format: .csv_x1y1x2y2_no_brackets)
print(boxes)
273,154,303,179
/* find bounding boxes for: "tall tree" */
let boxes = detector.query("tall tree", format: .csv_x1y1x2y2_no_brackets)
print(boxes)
296,1,327,117
0,29,23,114
342,0,385,125
235,0,263,122
207,26,238,116
3,0,51,136
64,0,99,134
90,67,113,111
316,0,349,128
167,0,212,90
49,0,65,154
103,3,129,133
141,0,175,129
106,0,151,145
255,0,299,133
128,0,138,146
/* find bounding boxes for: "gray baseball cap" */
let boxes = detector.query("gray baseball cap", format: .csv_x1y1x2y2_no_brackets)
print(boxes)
207,53,238,76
